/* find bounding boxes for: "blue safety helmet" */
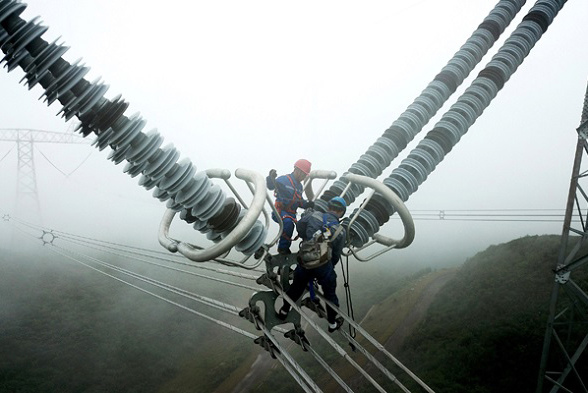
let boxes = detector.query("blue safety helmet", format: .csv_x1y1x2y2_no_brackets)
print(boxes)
328,196,347,215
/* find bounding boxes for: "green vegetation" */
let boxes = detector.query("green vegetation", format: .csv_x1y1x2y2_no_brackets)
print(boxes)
291,235,587,393
398,235,587,393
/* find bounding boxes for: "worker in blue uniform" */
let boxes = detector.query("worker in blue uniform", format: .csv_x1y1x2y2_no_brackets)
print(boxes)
267,159,314,254
278,196,347,333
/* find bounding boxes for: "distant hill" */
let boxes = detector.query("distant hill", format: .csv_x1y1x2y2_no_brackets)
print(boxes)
396,234,587,393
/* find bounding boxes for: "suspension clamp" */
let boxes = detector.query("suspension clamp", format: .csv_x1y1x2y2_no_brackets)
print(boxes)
284,328,311,351
254,335,280,359
238,306,262,330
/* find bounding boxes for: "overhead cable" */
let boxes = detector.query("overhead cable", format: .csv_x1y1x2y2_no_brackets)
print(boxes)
8,221,258,339
5,213,426,392
37,148,68,176
58,234,260,291
255,321,324,393
279,288,390,393
7,219,317,393
8,214,261,280
317,292,435,393
56,235,352,393
341,330,410,393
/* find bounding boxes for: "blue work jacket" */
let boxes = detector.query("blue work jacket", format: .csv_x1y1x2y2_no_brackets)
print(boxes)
267,172,311,214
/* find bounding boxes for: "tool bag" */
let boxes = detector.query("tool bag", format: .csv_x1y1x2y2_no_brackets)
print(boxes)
297,214,344,269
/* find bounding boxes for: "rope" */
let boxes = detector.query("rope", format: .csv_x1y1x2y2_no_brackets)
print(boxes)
340,220,357,338
340,253,357,339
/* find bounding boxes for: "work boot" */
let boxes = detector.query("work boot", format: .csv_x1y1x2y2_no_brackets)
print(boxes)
277,306,289,321
328,316,344,333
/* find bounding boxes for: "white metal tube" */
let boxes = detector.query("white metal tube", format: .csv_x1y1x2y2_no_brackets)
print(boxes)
344,173,415,249
304,169,336,200
158,168,266,262
205,168,231,180
158,208,179,252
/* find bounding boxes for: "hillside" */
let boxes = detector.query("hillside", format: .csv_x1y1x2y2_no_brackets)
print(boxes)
396,235,588,393
2,235,585,393
292,234,584,393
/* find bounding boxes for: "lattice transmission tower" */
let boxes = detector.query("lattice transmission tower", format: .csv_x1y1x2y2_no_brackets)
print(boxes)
0,127,90,221
536,82,588,393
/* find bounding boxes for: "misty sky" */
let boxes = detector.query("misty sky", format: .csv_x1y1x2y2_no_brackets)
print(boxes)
1,0,588,264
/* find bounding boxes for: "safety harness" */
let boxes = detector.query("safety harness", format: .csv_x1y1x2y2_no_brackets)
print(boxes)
274,174,304,216
273,174,305,243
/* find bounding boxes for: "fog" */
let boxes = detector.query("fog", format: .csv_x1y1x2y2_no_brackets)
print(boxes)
0,0,588,391
0,246,260,392
1,1,586,267
1,5,588,387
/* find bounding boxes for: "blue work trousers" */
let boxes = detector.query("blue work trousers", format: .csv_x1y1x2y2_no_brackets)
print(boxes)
284,262,339,323
273,210,296,251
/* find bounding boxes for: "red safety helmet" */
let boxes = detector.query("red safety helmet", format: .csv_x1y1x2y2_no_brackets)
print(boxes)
294,159,312,175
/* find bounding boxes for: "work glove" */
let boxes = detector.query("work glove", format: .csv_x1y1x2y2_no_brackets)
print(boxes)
269,169,277,180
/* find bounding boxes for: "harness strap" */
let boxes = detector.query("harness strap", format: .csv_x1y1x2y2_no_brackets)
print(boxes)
275,201,299,217
276,174,302,213
308,280,316,300
278,212,299,242
287,174,303,201
322,213,344,241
